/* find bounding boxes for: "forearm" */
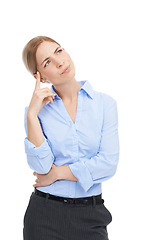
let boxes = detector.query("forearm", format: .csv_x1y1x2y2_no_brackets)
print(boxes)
57,165,78,182
27,111,44,147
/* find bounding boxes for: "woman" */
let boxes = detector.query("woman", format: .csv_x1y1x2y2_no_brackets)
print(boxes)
22,36,119,240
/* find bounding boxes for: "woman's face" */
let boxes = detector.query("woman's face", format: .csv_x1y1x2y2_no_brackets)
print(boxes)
35,41,76,85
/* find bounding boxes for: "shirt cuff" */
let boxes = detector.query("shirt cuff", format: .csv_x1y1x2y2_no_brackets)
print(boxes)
69,160,94,192
24,137,54,174
24,137,52,158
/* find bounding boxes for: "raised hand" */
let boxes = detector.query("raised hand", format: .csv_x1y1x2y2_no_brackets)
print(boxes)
28,72,56,116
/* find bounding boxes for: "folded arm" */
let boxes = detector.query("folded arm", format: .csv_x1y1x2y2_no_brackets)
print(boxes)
68,97,120,192
28,95,119,190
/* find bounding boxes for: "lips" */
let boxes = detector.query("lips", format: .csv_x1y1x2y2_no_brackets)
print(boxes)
61,65,70,74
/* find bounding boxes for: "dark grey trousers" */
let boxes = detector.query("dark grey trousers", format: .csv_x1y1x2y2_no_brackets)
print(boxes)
23,191,112,240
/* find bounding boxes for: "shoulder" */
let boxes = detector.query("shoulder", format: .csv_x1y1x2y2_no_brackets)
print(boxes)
94,90,117,107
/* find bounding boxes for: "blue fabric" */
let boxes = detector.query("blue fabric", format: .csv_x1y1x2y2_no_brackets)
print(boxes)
24,80,119,198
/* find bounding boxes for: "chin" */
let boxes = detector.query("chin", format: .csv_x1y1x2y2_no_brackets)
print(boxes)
64,68,76,80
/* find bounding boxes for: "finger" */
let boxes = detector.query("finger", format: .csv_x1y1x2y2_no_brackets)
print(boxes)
49,96,54,104
35,89,56,97
34,91,55,103
34,87,56,98
42,96,53,105
42,94,56,104
34,71,41,91
36,88,56,96
36,87,50,92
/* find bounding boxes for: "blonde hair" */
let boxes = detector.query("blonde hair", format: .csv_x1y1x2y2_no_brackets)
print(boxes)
22,36,60,75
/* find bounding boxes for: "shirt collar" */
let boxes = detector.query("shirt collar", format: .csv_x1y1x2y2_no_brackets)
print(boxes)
46,80,94,105
77,80,94,99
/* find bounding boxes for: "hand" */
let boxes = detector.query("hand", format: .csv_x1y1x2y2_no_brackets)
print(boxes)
33,164,58,187
28,72,56,116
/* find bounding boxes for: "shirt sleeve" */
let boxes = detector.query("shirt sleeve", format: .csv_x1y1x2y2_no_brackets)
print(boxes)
69,96,120,192
24,107,55,174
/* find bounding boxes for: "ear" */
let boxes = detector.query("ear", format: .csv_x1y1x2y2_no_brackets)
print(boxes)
33,72,46,83
41,76,47,83
33,72,39,80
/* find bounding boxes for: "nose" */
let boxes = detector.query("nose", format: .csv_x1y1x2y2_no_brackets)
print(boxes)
53,58,64,69
57,61,64,68
53,56,64,68
50,55,64,68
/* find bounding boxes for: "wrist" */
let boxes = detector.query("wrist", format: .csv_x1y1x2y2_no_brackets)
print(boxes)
55,165,78,182
55,166,62,181
27,109,38,119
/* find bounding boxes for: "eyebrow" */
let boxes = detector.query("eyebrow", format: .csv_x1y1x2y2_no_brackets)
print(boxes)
41,46,61,65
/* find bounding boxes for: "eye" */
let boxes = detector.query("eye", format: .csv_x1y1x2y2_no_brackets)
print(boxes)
57,48,63,54
44,60,50,68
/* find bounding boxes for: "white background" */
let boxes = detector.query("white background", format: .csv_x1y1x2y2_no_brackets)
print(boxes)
0,0,160,239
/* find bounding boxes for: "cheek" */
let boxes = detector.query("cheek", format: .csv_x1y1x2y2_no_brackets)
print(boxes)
64,52,73,62
68,56,75,70
45,67,57,78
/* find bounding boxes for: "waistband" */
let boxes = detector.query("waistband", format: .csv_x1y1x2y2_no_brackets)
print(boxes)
34,188,104,206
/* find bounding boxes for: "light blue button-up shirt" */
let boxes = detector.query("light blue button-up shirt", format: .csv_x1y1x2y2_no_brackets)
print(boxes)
24,80,119,198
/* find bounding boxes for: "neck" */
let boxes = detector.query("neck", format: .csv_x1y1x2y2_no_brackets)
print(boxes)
54,77,82,102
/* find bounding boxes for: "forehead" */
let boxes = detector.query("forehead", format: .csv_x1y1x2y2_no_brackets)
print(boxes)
36,41,60,64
